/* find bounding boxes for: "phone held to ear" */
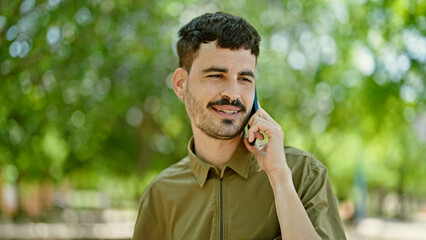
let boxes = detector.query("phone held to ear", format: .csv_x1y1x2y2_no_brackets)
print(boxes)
249,87,259,146
250,86,259,117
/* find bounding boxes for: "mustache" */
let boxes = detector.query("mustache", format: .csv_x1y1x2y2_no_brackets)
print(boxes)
206,98,247,112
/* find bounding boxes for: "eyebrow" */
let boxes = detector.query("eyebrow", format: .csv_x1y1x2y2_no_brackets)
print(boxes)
201,66,256,79
201,66,228,74
239,70,255,79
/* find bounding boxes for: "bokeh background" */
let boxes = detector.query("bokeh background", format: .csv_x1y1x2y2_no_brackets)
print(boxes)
1,0,425,239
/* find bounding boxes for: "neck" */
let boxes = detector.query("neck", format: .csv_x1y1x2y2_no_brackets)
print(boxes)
192,127,243,169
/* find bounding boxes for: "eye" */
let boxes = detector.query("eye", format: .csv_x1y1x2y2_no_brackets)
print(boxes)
240,77,253,83
207,74,223,79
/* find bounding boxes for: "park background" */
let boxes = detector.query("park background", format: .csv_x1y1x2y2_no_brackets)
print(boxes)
0,0,425,239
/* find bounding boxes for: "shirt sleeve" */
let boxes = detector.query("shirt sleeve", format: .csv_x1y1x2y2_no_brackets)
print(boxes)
300,156,347,240
132,184,166,240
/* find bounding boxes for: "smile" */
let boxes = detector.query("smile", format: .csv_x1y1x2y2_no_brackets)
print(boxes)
212,106,241,118
218,109,238,114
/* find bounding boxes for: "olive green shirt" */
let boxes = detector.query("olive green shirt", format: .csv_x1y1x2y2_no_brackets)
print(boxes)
133,138,346,240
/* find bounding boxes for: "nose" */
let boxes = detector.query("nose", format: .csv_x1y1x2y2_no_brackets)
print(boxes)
220,78,241,101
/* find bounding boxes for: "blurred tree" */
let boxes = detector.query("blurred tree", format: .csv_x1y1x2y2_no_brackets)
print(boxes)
0,0,424,218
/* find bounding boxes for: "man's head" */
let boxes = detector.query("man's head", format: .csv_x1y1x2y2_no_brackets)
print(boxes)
177,12,261,73
173,13,261,140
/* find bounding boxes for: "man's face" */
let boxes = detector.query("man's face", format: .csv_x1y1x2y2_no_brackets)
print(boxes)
184,42,256,140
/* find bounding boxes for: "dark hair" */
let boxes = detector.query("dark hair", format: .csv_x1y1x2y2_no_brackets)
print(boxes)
177,12,261,72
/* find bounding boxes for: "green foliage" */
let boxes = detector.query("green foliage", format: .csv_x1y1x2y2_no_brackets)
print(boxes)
0,0,425,203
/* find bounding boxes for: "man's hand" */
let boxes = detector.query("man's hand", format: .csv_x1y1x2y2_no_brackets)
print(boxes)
243,107,322,240
243,107,292,179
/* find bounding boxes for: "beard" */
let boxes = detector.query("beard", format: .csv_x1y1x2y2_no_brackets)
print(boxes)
185,87,250,140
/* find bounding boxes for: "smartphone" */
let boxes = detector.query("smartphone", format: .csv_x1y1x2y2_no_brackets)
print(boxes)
250,86,259,117
249,86,259,145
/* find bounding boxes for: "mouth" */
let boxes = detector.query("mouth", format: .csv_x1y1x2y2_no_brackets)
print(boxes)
211,106,242,118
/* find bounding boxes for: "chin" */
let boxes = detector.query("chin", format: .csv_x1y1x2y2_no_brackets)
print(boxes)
199,125,243,140
222,119,234,125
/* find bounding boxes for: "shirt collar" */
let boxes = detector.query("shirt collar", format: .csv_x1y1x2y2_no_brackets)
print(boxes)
188,137,253,187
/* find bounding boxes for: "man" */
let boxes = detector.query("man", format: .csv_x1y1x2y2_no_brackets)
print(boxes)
133,12,346,240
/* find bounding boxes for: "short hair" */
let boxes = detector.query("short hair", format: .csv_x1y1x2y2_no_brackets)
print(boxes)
177,12,261,72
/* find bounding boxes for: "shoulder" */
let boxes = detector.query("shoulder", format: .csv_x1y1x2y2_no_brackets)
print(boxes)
154,156,192,181
141,156,193,198
148,156,192,187
284,146,326,172
284,146,328,191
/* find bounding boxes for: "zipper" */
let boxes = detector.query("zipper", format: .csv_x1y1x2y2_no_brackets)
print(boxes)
220,178,224,240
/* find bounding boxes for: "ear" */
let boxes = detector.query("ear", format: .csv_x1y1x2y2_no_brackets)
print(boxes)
173,67,188,101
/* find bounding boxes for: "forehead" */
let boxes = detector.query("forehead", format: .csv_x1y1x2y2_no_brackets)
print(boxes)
191,42,256,73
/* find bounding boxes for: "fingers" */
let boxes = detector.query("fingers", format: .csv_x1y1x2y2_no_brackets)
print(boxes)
246,107,284,148
247,118,266,143
243,137,261,155
247,116,283,143
258,108,275,123
248,107,275,127
248,131,264,145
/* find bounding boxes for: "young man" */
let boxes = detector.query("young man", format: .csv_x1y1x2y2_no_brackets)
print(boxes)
132,12,346,240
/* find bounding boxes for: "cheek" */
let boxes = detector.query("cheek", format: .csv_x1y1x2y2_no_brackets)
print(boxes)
198,88,221,101
243,88,256,105
187,79,223,102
